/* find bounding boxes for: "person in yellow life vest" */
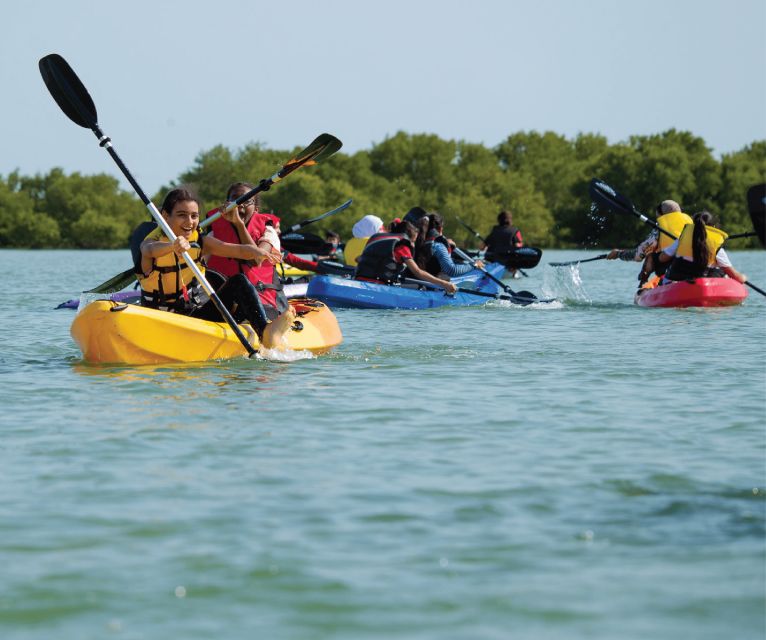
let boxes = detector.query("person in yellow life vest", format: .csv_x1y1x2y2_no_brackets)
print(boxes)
658,211,747,283
137,187,281,336
607,199,692,284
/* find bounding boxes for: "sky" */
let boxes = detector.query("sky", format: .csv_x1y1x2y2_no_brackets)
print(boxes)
2,0,764,196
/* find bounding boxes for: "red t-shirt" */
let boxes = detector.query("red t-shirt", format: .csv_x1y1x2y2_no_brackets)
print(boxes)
393,243,413,263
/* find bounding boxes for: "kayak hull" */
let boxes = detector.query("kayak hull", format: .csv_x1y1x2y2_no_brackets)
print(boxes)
305,264,506,310
634,278,748,308
71,298,342,365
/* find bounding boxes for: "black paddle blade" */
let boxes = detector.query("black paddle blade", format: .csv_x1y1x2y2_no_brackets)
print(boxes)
39,54,98,130
486,247,543,269
589,178,634,215
281,231,326,254
746,183,766,247
280,134,342,177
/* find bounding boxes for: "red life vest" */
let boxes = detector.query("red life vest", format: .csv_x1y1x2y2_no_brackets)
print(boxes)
205,210,282,309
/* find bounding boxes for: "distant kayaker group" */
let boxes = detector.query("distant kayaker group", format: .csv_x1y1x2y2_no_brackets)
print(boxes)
606,198,747,292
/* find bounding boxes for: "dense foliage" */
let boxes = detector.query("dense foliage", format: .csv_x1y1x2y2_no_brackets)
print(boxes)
1,130,763,249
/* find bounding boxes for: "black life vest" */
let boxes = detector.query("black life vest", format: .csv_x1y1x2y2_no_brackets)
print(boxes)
485,225,521,260
421,231,451,276
354,232,413,283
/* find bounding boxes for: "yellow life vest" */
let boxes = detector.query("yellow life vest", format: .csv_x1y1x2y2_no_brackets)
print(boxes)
657,211,692,250
343,236,369,266
676,223,728,265
138,229,206,310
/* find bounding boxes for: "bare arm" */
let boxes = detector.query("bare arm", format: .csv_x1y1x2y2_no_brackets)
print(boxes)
403,258,457,294
723,266,747,283
203,235,281,265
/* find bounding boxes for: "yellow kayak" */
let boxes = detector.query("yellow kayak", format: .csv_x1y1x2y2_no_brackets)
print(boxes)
71,299,343,365
277,265,314,279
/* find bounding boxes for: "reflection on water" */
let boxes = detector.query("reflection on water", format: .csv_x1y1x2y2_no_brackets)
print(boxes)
70,358,290,394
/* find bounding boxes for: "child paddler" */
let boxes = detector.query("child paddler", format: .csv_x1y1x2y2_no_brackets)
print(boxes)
204,182,297,348
137,187,285,346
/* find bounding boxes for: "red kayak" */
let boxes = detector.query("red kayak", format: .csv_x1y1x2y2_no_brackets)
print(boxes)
634,277,748,308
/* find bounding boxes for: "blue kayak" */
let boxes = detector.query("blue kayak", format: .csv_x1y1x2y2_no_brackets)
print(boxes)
305,264,507,309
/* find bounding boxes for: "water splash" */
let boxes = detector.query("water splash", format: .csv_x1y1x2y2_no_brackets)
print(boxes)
542,265,592,303
256,347,316,363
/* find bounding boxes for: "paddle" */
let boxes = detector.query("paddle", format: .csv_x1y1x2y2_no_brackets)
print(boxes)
281,231,326,255
402,277,538,304
550,254,609,267
746,183,765,247
204,134,342,227
454,215,533,275
590,178,766,298
39,53,257,356
285,198,352,233
451,246,548,305
726,232,758,240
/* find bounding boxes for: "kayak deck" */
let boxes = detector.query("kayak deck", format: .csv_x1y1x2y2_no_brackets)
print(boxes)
71,298,342,365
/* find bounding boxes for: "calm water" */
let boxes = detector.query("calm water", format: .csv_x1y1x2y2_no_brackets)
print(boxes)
1,249,764,640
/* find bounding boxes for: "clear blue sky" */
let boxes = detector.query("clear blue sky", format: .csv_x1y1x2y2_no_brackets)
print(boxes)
2,0,764,196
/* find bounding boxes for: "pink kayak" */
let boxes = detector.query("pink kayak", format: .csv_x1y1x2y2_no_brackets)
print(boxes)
634,277,748,308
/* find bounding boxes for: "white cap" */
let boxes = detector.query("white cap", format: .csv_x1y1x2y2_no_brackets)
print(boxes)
352,215,384,238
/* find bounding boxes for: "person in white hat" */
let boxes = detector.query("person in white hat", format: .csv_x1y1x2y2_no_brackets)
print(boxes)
352,215,385,239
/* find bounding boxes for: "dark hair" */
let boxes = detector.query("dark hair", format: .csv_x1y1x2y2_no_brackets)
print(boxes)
325,230,340,241
497,210,513,226
428,212,444,232
161,187,200,214
226,181,261,209
691,211,714,269
390,219,417,239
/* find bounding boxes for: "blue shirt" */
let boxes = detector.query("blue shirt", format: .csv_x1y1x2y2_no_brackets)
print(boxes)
432,242,474,277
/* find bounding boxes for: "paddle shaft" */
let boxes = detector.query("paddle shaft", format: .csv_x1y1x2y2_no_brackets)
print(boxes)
287,198,352,232
452,246,518,295
40,54,256,356
98,131,257,356
726,231,757,240
204,135,342,227
403,277,509,300
550,253,609,267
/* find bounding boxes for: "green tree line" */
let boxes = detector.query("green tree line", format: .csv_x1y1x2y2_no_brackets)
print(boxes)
1,129,764,249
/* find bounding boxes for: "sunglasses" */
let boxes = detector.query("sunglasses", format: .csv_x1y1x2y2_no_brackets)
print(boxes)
227,198,256,208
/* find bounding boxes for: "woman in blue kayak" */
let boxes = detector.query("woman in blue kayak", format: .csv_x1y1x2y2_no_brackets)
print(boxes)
657,211,747,283
138,187,283,340
355,219,457,294
420,213,484,278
